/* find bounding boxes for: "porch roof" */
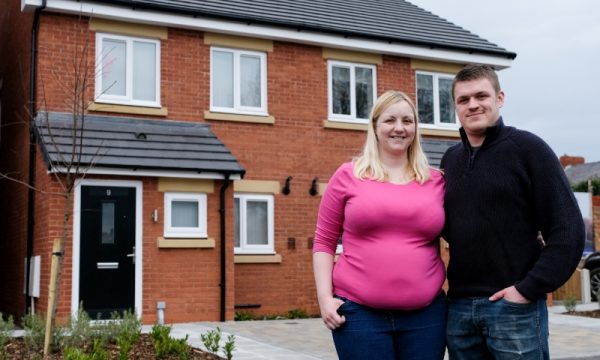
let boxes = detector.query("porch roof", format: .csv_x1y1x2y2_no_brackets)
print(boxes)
34,112,245,178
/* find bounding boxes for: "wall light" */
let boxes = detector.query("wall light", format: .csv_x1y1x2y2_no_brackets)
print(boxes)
282,176,293,195
309,177,319,196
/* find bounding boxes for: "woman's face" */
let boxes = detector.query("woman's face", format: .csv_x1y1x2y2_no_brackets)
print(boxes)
375,101,416,157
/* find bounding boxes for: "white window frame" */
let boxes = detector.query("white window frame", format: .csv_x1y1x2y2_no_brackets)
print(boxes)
95,33,161,108
327,60,377,124
210,47,268,116
416,71,458,129
234,193,274,254
164,192,207,238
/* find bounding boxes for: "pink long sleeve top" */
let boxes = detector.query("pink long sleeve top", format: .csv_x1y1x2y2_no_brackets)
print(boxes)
313,162,446,310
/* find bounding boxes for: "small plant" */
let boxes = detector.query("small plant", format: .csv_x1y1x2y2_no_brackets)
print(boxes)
200,327,221,354
114,310,141,360
151,323,191,359
64,306,94,349
234,311,254,321
222,334,236,360
22,312,46,352
286,308,309,319
563,297,577,313
0,313,15,359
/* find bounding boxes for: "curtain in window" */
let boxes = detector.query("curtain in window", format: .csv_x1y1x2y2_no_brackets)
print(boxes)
439,78,456,124
332,66,351,115
240,54,261,107
355,67,373,119
417,74,434,124
172,201,199,227
101,39,126,96
246,201,268,245
213,51,234,108
133,41,156,101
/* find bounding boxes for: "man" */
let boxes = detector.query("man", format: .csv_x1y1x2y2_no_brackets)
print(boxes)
441,64,585,359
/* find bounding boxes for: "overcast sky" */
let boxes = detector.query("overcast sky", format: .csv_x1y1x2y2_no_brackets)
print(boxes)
409,0,600,163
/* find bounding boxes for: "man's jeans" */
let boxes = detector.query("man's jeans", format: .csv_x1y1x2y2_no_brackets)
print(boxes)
447,297,549,360
332,292,447,360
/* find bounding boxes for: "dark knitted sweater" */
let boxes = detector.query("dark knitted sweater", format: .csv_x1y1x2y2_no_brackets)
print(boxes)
440,118,585,300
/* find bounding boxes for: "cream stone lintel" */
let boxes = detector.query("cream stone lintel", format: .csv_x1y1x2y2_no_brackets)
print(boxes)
90,18,168,39
322,48,382,65
158,178,215,193
411,59,463,74
323,120,368,131
234,180,280,194
88,102,168,116
420,128,460,138
234,254,282,264
204,111,275,124
157,237,215,248
204,32,273,52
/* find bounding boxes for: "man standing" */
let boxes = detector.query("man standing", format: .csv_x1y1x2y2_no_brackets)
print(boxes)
441,64,584,359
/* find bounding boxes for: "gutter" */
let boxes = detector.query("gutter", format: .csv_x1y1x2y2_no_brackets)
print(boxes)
25,0,47,315
218,173,231,322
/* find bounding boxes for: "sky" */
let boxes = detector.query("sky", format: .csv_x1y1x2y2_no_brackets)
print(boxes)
409,0,600,163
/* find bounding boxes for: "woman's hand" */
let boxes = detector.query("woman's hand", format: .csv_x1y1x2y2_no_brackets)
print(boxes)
319,296,346,330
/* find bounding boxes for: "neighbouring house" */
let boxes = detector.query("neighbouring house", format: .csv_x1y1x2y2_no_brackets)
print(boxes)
0,0,515,323
561,155,600,252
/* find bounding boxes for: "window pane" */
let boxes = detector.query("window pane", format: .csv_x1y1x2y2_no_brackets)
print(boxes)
101,39,126,96
172,201,199,227
246,201,268,245
213,51,234,108
332,66,350,115
439,78,456,124
240,54,261,107
101,202,115,245
355,67,373,119
234,198,240,248
417,74,434,124
132,41,156,101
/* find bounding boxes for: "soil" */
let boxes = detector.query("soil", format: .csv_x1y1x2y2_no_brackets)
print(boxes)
3,334,223,359
565,309,600,318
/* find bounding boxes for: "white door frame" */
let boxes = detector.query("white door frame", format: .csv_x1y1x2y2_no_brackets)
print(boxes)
71,179,143,319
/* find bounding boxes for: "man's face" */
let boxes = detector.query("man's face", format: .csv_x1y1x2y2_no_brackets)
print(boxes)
453,77,505,139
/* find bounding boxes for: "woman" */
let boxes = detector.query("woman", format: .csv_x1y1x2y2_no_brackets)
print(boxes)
313,90,446,359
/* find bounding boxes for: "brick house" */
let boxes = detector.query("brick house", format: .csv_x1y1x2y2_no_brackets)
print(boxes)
0,0,515,323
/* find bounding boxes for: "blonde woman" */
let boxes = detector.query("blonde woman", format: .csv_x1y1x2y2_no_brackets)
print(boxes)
313,90,446,360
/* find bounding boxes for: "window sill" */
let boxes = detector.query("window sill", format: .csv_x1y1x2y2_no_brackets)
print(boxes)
234,254,282,264
323,120,368,131
420,128,460,138
157,237,215,248
204,111,275,124
89,102,168,116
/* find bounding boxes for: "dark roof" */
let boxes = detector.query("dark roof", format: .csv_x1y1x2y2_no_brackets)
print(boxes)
34,112,245,176
565,162,600,185
422,138,458,168
93,0,515,59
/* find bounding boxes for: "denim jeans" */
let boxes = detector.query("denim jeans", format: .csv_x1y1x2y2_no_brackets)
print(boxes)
332,292,447,360
446,297,549,360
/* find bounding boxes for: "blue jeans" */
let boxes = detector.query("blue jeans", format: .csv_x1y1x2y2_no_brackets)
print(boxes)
332,292,447,360
446,297,549,360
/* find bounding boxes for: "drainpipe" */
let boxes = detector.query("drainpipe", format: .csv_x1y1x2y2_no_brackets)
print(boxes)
219,173,231,322
25,0,47,315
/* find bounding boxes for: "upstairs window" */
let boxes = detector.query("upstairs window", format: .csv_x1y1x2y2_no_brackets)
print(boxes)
234,194,274,254
164,193,207,238
95,33,161,107
210,47,267,115
328,60,376,124
416,71,457,128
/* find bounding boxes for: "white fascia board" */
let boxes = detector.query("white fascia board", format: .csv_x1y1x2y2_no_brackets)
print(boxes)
50,166,242,180
29,0,513,69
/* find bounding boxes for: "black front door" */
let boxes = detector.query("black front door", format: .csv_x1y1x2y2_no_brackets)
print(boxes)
79,185,136,319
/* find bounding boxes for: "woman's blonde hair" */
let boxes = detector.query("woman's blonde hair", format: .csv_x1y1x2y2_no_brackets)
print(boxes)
353,90,431,184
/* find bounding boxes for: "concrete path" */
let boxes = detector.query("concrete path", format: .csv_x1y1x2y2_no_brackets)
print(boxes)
163,302,600,360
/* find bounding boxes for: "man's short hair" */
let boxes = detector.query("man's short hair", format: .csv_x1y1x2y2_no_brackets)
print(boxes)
452,64,501,100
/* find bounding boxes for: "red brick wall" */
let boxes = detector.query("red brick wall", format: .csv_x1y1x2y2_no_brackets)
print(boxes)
7,12,436,322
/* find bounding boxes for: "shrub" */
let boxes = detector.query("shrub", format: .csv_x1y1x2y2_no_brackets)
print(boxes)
234,311,254,321
563,297,577,313
151,323,191,360
200,327,221,354
0,313,15,359
222,334,236,360
22,312,45,352
286,308,309,319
